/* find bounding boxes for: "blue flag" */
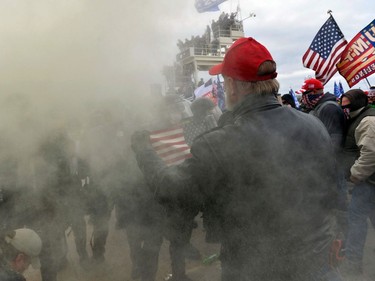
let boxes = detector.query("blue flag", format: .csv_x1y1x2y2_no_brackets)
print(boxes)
216,75,226,111
289,88,300,109
195,0,227,13
339,81,344,96
334,81,341,98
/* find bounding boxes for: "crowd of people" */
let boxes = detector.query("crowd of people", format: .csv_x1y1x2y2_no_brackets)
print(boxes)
176,12,243,57
1,36,375,281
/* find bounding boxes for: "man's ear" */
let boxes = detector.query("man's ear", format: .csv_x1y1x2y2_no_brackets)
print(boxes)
12,253,28,272
225,77,240,106
225,76,236,98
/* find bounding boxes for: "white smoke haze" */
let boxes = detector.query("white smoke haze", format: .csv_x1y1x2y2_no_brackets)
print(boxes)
0,0,198,160
0,2,202,279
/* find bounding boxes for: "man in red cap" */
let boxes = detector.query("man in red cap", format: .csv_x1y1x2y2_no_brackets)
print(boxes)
298,79,346,149
299,78,347,217
131,37,340,281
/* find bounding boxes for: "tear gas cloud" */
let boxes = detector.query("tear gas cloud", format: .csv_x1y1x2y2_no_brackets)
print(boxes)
0,0,195,169
0,2,199,277
0,0,201,238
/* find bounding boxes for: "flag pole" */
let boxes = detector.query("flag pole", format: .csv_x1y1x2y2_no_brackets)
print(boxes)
365,77,372,87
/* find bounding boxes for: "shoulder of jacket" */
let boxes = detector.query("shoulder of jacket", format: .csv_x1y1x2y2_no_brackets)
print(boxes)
193,126,227,142
318,100,340,110
315,100,341,116
358,115,375,127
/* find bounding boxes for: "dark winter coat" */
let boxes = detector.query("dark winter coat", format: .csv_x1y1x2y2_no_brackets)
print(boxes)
133,93,338,280
0,258,26,281
310,93,346,152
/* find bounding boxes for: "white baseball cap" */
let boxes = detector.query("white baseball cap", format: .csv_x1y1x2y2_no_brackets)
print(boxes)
5,228,42,269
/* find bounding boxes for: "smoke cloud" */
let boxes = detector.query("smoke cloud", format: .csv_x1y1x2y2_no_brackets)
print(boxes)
0,0,198,163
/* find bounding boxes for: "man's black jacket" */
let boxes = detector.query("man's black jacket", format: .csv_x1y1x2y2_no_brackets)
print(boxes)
133,93,338,280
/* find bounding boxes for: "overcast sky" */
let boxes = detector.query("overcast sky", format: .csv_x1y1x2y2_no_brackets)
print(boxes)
0,0,374,102
183,0,375,94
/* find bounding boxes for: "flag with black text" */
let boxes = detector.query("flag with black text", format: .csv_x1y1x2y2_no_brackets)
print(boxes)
337,19,375,87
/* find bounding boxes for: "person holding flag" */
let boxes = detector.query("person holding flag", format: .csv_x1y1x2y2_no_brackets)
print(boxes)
148,94,202,281
132,37,342,281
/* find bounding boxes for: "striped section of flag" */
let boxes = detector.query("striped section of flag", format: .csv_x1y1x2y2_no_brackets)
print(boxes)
150,126,192,166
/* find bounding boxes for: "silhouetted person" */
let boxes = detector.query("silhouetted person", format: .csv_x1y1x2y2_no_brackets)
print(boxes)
79,109,125,264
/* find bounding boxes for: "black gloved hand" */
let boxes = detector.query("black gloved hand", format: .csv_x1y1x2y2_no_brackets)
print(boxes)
131,130,152,153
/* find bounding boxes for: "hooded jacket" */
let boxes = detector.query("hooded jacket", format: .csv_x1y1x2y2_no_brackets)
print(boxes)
343,106,375,185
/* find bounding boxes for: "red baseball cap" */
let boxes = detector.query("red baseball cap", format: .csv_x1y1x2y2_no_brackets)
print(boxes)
209,37,277,81
299,78,324,93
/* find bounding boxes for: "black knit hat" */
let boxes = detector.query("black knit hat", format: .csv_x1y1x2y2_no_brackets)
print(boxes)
341,89,368,111
281,94,296,108
190,97,215,117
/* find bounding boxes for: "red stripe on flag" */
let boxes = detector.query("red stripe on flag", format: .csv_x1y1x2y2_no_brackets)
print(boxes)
164,153,192,166
150,132,184,143
150,125,191,166
151,140,188,151
302,15,347,85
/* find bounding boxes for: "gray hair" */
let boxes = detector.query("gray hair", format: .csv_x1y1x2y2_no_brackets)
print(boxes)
234,79,280,96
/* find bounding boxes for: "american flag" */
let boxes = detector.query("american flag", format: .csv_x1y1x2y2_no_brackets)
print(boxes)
302,15,347,85
194,78,219,106
150,126,192,166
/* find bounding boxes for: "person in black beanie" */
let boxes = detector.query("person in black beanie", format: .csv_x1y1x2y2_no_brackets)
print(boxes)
281,94,296,108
